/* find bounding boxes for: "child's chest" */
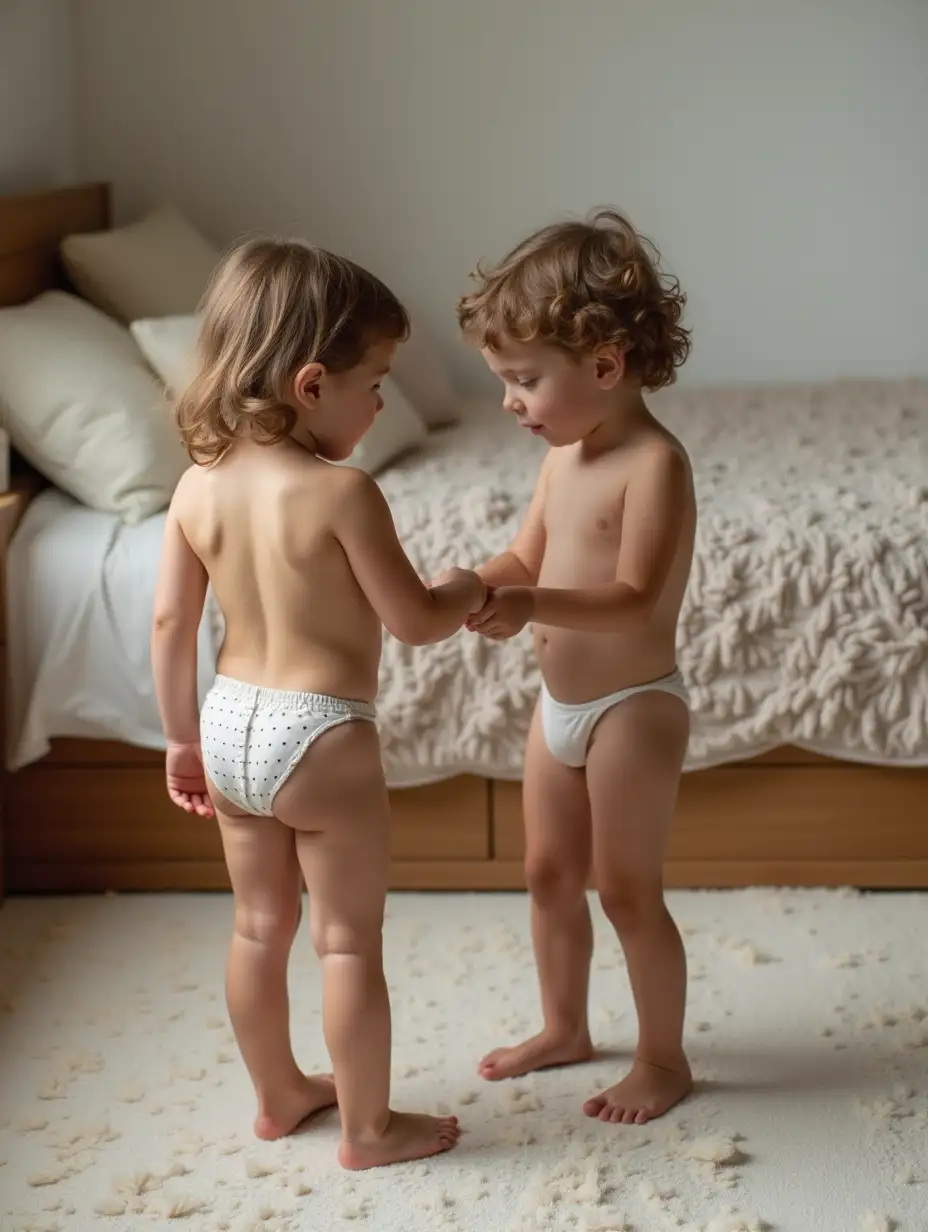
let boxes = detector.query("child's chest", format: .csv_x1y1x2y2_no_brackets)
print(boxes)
542,462,628,558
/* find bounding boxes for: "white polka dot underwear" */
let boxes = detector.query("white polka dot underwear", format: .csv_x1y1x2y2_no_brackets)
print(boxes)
200,675,377,816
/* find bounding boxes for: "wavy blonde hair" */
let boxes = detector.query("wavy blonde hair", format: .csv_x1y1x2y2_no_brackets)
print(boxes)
458,209,691,390
176,238,409,465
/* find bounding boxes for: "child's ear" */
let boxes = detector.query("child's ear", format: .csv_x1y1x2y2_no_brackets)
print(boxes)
294,362,326,408
593,346,625,389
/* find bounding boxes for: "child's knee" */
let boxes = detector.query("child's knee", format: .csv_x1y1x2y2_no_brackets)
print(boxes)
526,854,587,909
598,876,664,932
234,902,300,949
311,914,382,960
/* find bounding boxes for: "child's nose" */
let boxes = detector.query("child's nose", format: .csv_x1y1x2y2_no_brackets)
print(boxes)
503,392,522,414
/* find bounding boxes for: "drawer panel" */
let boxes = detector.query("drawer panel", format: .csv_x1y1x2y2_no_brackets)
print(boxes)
492,766,928,863
5,769,490,865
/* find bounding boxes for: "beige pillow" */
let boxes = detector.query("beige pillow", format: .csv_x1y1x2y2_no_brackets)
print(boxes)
0,292,188,522
61,205,219,324
130,313,427,474
390,320,460,426
85,206,458,423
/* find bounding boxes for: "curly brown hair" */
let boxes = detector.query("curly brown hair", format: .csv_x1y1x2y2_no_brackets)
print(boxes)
457,209,691,390
176,237,409,466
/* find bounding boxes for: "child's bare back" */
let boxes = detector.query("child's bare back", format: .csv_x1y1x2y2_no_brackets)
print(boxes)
176,440,383,701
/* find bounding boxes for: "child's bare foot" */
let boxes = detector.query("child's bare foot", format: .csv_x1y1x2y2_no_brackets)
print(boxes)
478,1029,594,1081
338,1111,461,1171
583,1057,692,1125
254,1073,338,1140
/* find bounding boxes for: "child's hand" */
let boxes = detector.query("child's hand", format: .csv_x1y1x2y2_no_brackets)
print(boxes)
455,567,489,614
430,567,487,614
165,741,215,818
466,586,534,640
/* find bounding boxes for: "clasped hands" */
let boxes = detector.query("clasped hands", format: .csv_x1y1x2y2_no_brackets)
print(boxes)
431,568,534,641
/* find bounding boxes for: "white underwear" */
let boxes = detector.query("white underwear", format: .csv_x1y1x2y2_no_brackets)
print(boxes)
540,668,690,769
200,675,377,816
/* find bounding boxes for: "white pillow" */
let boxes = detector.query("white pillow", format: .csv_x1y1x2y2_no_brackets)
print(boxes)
0,292,189,523
130,313,427,474
130,315,199,393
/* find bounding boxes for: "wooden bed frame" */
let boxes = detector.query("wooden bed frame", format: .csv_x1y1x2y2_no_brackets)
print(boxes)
2,182,928,896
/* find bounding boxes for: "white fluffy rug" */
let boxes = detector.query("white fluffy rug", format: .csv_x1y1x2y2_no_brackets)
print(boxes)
1,889,927,1232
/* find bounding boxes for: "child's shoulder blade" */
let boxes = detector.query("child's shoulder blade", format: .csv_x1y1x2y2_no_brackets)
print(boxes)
327,463,382,513
169,462,203,517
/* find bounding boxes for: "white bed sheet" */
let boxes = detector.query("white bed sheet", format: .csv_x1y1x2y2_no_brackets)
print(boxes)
6,491,217,771
7,381,928,783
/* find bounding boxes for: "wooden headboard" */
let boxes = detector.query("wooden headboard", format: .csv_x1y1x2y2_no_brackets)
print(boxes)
0,182,111,493
0,182,110,307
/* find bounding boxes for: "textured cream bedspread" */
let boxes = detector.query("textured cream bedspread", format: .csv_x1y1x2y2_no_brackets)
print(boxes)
376,381,928,787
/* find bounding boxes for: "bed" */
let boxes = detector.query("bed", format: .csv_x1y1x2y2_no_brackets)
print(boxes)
2,182,928,894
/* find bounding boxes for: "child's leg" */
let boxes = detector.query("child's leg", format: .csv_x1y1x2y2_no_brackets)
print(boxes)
274,719,460,1170
583,690,692,1125
479,703,595,1081
214,802,337,1140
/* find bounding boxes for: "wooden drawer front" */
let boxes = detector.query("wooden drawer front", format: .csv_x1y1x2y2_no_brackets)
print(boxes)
389,777,489,860
5,769,490,868
493,781,527,861
6,767,224,866
493,766,928,864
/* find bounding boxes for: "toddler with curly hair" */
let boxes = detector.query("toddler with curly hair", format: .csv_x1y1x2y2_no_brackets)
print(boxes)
455,209,696,1125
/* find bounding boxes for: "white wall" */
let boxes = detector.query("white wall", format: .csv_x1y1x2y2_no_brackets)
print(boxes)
75,0,928,394
0,0,76,193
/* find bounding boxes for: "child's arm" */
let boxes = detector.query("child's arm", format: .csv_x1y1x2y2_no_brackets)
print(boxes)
475,453,551,588
334,470,486,645
471,447,687,639
151,490,214,817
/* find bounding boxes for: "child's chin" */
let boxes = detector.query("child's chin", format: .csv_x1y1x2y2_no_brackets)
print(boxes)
540,427,569,447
